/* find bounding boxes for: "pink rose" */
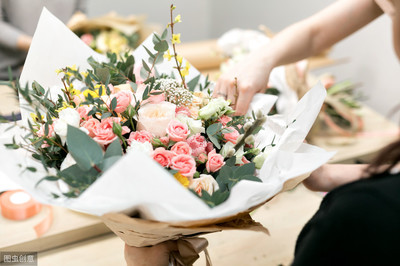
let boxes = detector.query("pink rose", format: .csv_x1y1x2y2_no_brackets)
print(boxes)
76,106,91,122
36,123,55,138
171,141,192,155
186,133,207,157
240,156,251,165
112,90,133,113
196,153,208,164
175,106,191,117
82,118,100,137
166,120,189,142
81,33,94,46
205,142,214,154
170,154,196,179
152,147,175,167
206,149,225,173
218,115,232,126
128,130,153,145
148,90,166,104
223,127,240,144
73,94,85,106
159,136,170,146
93,117,130,146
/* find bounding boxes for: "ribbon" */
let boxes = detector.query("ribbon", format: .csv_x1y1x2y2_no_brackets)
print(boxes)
169,237,212,266
0,189,53,237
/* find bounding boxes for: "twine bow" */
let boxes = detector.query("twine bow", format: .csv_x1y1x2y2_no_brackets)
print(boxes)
169,237,212,266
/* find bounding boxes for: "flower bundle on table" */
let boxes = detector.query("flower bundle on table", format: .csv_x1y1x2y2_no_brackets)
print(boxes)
8,6,270,208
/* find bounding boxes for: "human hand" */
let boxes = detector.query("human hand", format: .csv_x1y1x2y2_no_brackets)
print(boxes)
214,51,272,115
375,0,400,19
124,241,177,266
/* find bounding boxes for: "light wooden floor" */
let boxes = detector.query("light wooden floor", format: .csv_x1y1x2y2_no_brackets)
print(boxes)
38,184,323,266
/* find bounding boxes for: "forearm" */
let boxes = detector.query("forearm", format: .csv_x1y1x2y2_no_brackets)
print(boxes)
0,22,31,51
254,0,383,71
304,164,369,192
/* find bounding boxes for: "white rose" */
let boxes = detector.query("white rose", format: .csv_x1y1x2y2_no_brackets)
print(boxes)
54,108,81,144
113,83,132,93
198,97,233,120
137,102,176,137
126,140,153,156
176,114,205,135
190,174,219,196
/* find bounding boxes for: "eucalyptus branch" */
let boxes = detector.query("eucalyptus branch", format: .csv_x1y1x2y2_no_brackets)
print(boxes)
233,112,267,152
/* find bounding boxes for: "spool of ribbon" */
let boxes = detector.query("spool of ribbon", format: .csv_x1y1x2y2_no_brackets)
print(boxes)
0,189,53,237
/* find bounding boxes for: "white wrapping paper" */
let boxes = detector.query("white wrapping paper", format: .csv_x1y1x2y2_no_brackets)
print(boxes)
0,9,334,222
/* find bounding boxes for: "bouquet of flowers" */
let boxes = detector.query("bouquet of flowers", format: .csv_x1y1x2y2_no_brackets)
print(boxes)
68,11,159,55
0,7,333,261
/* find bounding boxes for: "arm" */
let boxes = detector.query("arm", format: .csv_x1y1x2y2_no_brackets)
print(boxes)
303,164,369,192
215,0,383,115
0,1,31,51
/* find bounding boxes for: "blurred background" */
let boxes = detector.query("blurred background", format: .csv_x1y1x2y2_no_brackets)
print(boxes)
87,0,400,123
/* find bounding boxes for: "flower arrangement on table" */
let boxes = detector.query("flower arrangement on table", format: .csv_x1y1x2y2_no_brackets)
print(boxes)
69,11,158,55
0,6,333,260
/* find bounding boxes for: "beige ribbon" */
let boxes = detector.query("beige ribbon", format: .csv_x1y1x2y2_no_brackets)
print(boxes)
169,237,212,266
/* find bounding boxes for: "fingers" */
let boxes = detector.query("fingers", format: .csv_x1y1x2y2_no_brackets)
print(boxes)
234,84,254,116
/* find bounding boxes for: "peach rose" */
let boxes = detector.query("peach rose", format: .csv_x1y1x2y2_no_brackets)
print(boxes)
152,147,175,168
223,127,240,144
81,118,100,138
73,94,85,106
137,101,176,137
186,133,207,157
128,130,153,145
206,149,225,173
196,153,208,164
175,106,191,117
111,90,133,113
81,33,94,46
36,123,55,138
170,154,196,179
166,120,189,142
171,141,192,156
190,174,219,196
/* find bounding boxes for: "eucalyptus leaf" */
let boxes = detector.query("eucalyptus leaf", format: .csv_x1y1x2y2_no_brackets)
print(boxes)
66,125,104,171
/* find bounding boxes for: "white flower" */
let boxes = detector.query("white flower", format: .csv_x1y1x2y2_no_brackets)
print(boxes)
234,146,245,164
190,174,219,196
137,101,176,137
176,114,205,135
220,141,235,158
198,97,233,120
54,108,81,144
253,146,273,169
60,153,77,171
126,140,153,156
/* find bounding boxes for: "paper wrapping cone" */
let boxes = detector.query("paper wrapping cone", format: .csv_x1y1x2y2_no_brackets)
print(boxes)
101,173,309,248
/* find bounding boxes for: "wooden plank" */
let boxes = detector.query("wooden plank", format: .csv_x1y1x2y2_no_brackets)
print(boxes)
0,205,110,252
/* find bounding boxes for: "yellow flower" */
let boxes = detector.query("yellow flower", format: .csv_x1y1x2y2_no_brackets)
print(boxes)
180,62,191,77
163,50,173,61
174,172,189,188
81,71,89,78
174,14,182,23
172,34,181,44
83,89,100,98
69,88,80,96
176,55,183,64
30,113,43,122
55,69,63,74
68,64,77,72
56,102,74,113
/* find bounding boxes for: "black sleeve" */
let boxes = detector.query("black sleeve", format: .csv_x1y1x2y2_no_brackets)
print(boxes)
292,186,400,266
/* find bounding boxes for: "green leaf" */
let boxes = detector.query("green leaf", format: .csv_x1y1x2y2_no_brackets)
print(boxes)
101,112,112,120
35,175,60,187
94,67,110,84
59,164,99,188
110,97,118,112
233,163,256,178
99,156,121,172
105,139,123,159
142,59,151,72
143,46,155,59
187,74,201,92
154,40,169,53
197,190,230,208
161,28,168,39
241,175,262,183
66,125,104,171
